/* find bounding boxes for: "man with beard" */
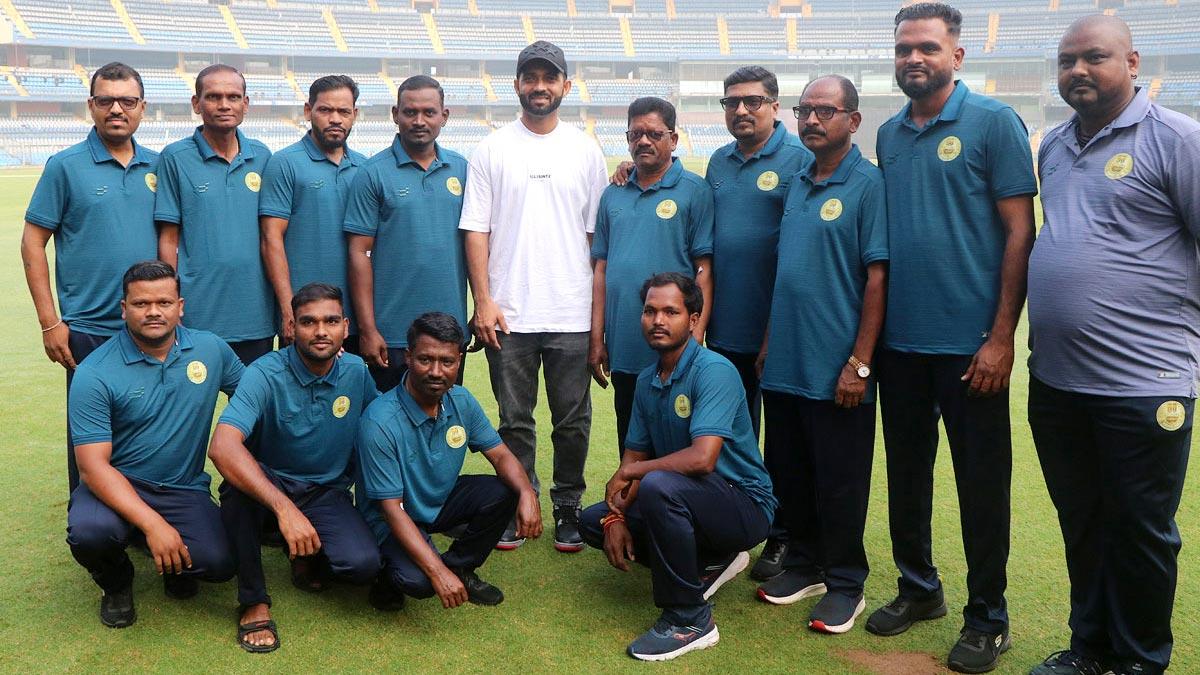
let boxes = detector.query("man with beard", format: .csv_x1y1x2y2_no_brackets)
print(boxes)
66,261,242,629
866,5,1037,673
156,64,275,365
259,76,365,349
589,97,714,455
579,273,775,662
209,283,380,653
1027,16,1200,675
22,62,160,496
459,41,608,552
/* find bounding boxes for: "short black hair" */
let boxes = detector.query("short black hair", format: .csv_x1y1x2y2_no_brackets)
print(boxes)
723,65,779,98
895,2,962,37
407,312,464,347
291,282,343,315
90,62,144,98
640,272,703,316
803,75,860,112
627,97,676,130
396,75,444,106
308,74,359,106
122,260,179,297
195,64,246,96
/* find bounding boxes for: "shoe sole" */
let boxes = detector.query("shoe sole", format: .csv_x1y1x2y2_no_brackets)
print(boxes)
494,538,526,551
702,551,749,601
756,581,827,605
628,626,720,662
864,601,948,636
946,635,1011,674
553,540,585,553
809,597,867,634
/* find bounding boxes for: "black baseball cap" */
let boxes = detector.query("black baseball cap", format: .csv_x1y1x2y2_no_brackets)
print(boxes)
517,41,567,76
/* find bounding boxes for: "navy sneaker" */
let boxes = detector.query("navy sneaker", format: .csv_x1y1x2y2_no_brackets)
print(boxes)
750,538,787,581
808,593,866,634
1029,649,1111,675
756,568,827,605
700,551,749,600
865,589,948,636
627,617,720,661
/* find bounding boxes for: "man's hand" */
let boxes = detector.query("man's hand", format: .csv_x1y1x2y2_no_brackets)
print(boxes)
610,161,634,186
514,490,543,540
834,363,866,408
42,321,75,369
278,309,295,346
144,520,192,575
961,335,1015,397
588,338,610,388
754,346,767,380
470,298,509,351
603,520,636,571
277,504,321,559
605,466,634,514
429,564,469,609
358,328,390,370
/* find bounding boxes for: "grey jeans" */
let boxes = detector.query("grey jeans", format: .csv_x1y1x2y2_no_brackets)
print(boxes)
485,331,591,506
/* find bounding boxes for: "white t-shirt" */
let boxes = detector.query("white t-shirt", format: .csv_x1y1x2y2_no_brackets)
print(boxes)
458,118,608,333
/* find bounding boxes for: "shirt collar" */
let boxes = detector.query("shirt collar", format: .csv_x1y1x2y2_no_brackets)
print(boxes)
396,373,443,426
301,131,360,168
285,344,339,387
390,134,444,170
627,156,683,193
117,325,192,365
651,338,701,390
86,127,152,168
721,120,788,163
192,126,255,161
1058,86,1152,145
898,79,969,130
802,144,862,187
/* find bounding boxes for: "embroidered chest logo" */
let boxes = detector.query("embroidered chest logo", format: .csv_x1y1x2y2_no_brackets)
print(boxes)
394,187,410,198
820,198,843,221
194,182,210,193
332,395,351,419
446,425,467,449
94,185,109,196
186,361,207,384
1105,153,1133,180
1156,400,1186,432
656,199,678,219
674,394,691,418
937,136,962,162
144,173,157,193
245,172,261,192
446,176,463,196
309,179,325,189
756,170,780,191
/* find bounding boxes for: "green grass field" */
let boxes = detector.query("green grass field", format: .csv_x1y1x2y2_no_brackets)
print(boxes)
1,167,1196,674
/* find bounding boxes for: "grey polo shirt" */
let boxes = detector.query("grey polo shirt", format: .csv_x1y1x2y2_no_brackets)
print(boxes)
1028,88,1200,397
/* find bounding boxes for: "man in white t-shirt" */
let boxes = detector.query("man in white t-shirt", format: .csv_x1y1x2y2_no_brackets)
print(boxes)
459,41,608,553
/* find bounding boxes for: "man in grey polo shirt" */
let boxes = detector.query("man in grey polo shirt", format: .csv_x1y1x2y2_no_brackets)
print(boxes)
1027,15,1200,675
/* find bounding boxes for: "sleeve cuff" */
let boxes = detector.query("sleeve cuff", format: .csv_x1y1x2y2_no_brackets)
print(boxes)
258,207,291,219
862,250,889,265
458,221,491,233
342,222,377,236
153,212,181,225
991,184,1038,200
216,418,253,438
24,212,59,230
690,247,714,258
71,433,112,446
689,427,733,442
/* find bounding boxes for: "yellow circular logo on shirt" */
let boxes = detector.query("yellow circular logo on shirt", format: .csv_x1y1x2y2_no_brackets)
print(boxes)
1105,153,1133,180
186,361,207,384
144,172,157,193
937,135,962,162
674,394,691,418
756,170,780,191
446,425,467,448
820,198,843,221
332,395,351,419
245,172,262,192
446,176,463,196
656,199,678,219
1156,400,1186,431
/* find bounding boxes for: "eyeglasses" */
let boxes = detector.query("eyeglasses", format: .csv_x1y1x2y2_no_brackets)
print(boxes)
90,96,142,112
626,129,672,142
719,95,776,112
792,105,855,120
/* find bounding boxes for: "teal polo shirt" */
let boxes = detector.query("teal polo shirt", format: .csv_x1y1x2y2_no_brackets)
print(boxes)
592,158,714,374
342,137,468,348
627,339,777,521
217,346,378,488
68,325,244,492
25,128,160,336
155,128,275,342
762,145,889,402
355,379,503,542
875,81,1037,354
704,121,813,354
259,133,366,331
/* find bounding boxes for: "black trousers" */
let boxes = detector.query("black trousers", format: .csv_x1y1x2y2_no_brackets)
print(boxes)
763,390,874,596
219,465,379,608
1030,377,1192,673
611,371,639,457
580,470,769,625
876,349,1011,633
378,475,516,598
228,337,275,367
65,330,110,496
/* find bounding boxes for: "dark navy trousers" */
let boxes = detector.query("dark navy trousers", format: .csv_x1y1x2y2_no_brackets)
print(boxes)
65,330,110,496
227,337,274,367
611,371,639,458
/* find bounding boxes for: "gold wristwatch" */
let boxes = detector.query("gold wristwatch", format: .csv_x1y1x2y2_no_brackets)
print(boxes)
848,355,871,379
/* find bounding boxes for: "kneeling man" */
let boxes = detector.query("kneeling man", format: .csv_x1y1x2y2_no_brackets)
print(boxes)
580,272,777,662
356,312,540,610
210,283,381,652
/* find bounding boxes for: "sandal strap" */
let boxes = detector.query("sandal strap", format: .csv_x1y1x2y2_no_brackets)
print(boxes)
238,619,277,635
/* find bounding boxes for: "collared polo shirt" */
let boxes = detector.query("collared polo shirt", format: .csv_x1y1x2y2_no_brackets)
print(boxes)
705,120,813,353
68,325,244,492
876,81,1037,354
343,137,468,347
356,379,503,542
592,158,714,374
259,133,366,330
155,127,274,341
1029,88,1200,398
218,346,378,487
627,339,777,520
25,128,159,336
762,145,889,402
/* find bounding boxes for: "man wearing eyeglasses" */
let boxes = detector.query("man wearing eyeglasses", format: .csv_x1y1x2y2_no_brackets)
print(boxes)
867,4,1036,673
21,62,160,496
156,64,275,366
589,97,714,457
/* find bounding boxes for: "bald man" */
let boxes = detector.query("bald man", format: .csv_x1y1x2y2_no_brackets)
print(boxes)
1027,16,1200,675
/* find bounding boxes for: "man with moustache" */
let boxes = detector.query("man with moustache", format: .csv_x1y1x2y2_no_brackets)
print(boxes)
21,62,160,495
459,41,608,552
209,283,380,653
589,96,714,455
66,261,242,628
1027,16,1200,675
259,76,365,348
344,76,468,392
156,64,275,365
867,4,1037,673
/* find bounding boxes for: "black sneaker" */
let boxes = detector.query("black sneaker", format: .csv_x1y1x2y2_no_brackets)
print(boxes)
1029,649,1111,675
494,521,525,551
750,538,788,581
162,573,199,600
99,584,136,628
1112,663,1155,675
454,568,504,606
553,504,584,553
864,589,948,636
756,568,826,605
947,627,1011,674
368,576,406,612
808,593,866,634
700,551,749,600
